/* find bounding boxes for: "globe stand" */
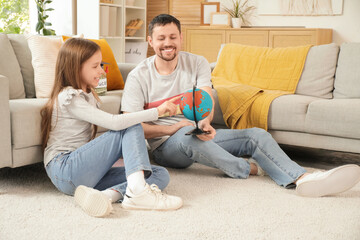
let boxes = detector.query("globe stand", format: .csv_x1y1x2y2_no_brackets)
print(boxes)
185,85,210,136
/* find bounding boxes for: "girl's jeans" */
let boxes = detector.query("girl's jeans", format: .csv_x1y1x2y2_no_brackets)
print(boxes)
45,124,170,198
153,126,306,188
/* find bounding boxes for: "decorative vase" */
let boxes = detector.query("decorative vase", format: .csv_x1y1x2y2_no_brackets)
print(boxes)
231,18,242,28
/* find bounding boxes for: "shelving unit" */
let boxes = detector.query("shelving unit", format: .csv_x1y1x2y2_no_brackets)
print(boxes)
77,0,147,62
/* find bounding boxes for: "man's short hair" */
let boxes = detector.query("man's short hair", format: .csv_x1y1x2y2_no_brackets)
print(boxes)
148,14,181,37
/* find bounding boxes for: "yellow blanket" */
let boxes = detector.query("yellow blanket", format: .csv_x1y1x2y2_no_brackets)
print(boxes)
212,43,311,130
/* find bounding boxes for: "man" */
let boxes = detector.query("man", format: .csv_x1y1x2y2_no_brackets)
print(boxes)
121,14,360,197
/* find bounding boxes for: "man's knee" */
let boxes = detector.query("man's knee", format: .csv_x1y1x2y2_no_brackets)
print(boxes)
154,155,194,169
248,127,271,139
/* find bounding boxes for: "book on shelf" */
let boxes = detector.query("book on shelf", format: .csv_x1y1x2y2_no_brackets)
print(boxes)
100,6,110,36
108,6,117,36
100,0,113,4
125,19,144,37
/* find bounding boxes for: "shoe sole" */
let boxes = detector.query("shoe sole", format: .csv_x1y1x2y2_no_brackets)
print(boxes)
296,164,360,197
74,185,112,217
122,199,183,211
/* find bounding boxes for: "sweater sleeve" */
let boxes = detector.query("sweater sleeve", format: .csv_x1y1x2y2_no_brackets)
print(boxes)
62,90,158,131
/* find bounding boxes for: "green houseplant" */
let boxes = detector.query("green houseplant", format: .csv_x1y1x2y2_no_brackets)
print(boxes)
34,0,56,35
223,0,256,28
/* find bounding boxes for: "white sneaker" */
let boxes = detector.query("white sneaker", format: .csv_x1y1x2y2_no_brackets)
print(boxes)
74,185,113,217
248,158,267,176
122,184,183,211
296,164,360,197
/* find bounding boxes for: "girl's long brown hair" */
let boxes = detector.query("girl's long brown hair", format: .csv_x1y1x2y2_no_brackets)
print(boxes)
40,38,101,150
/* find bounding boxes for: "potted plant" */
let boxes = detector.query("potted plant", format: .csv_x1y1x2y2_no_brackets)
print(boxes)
34,0,56,35
223,0,256,28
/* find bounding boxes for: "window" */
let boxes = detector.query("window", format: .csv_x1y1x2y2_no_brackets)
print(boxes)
0,0,30,34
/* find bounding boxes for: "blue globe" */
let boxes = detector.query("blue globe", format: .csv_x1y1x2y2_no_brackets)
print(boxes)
180,88,213,121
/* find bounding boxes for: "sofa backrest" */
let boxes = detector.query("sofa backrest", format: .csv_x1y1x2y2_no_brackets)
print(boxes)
8,34,36,98
333,43,360,99
295,43,339,99
0,33,26,99
214,43,340,99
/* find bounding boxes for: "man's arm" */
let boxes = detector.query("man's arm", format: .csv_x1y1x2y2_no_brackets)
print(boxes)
140,121,192,139
124,95,194,139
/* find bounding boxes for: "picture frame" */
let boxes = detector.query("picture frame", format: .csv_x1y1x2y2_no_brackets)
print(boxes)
210,12,231,27
201,2,220,26
125,41,148,63
258,0,343,16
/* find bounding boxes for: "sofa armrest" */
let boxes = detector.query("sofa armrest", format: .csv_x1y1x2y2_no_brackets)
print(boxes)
0,75,12,168
117,63,138,83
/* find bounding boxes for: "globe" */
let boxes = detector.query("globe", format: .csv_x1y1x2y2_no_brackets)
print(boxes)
180,88,213,121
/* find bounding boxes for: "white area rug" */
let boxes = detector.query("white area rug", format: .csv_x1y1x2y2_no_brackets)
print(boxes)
0,163,359,239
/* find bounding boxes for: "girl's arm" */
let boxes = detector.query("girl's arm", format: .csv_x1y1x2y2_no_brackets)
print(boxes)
67,95,158,131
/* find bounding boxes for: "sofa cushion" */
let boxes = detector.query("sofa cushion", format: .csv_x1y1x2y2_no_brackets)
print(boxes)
8,34,36,98
333,43,360,98
0,34,25,99
211,88,226,126
268,94,321,132
117,63,137,83
26,34,62,98
9,98,46,149
97,91,123,133
10,91,123,149
295,43,339,99
305,99,360,139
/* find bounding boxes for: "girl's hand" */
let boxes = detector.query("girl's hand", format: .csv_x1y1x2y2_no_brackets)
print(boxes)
157,95,182,117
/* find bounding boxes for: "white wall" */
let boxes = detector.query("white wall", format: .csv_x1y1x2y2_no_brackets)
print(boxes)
210,0,360,44
29,0,76,35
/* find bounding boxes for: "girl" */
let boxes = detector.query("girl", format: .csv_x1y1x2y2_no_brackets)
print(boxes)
41,38,183,217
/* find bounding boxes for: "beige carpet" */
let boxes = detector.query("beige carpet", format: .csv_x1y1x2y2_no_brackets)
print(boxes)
0,163,359,240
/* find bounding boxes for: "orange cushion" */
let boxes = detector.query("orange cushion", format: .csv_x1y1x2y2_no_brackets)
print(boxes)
62,36,124,90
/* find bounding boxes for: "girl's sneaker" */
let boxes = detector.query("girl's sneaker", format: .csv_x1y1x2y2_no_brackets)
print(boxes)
296,164,360,197
74,185,113,217
248,158,267,176
122,183,183,210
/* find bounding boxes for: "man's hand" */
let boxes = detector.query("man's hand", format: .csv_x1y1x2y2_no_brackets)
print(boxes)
197,120,216,141
169,120,194,136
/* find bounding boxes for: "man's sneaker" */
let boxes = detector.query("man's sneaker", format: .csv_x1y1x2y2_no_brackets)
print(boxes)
248,158,267,176
74,185,113,217
122,183,183,211
296,164,360,197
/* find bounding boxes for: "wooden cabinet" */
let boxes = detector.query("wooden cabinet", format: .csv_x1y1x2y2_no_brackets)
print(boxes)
184,27,332,63
186,30,225,62
226,31,269,47
146,0,201,57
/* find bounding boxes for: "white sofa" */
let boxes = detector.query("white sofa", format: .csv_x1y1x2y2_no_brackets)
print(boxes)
211,43,360,155
0,33,136,168
1,33,359,169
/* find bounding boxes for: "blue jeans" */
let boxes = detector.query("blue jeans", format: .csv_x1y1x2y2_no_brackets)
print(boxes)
45,124,170,198
153,126,306,188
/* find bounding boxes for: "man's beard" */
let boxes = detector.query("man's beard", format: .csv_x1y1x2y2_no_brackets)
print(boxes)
158,49,177,62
